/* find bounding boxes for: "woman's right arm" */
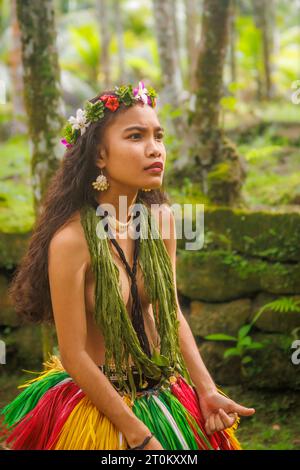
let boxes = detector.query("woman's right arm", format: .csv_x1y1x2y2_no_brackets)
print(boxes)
48,224,162,449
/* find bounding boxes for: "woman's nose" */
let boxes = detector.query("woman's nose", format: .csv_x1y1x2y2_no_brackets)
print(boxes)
147,138,162,155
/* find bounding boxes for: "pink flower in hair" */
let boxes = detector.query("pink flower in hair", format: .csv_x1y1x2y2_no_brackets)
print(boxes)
60,138,73,149
133,81,149,105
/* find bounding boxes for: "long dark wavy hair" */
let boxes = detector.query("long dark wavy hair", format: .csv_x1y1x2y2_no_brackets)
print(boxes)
9,89,170,325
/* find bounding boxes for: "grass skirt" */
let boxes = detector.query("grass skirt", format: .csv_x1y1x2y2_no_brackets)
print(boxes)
0,356,241,450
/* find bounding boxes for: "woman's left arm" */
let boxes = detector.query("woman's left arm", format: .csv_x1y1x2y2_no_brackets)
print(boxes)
159,205,255,435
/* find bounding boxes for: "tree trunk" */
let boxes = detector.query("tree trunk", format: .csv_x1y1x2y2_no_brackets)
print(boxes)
9,0,26,134
114,0,126,83
253,0,274,100
171,0,183,86
193,0,231,132
178,0,246,206
152,0,182,107
229,0,236,85
60,0,69,14
184,0,199,92
152,0,187,140
16,0,64,361
96,0,112,89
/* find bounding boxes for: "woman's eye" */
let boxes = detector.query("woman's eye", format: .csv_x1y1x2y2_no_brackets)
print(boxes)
130,133,141,139
129,133,164,140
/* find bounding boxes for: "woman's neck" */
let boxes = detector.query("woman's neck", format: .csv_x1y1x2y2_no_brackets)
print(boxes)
94,190,139,224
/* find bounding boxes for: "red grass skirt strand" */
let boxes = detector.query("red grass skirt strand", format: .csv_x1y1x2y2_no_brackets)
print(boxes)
171,376,239,450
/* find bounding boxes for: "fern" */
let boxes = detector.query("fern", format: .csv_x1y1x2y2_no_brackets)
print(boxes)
203,296,300,372
251,297,300,325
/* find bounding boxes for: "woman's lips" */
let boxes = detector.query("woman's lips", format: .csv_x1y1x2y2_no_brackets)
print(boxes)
144,167,163,173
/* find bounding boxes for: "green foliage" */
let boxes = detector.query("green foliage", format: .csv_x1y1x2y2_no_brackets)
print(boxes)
235,16,263,87
204,333,237,342
207,162,231,191
225,383,300,449
236,126,300,207
68,23,100,78
85,100,105,121
221,250,266,279
252,297,300,325
126,55,157,79
227,82,244,94
220,96,237,112
119,1,153,37
243,145,283,162
0,135,34,233
114,84,135,104
205,324,264,371
167,181,209,206
204,296,300,373
62,122,79,145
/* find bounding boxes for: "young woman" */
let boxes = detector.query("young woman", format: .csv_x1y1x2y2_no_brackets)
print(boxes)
1,82,255,450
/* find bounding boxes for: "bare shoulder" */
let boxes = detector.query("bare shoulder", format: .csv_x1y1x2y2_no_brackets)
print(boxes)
151,203,175,240
150,203,176,260
48,210,91,269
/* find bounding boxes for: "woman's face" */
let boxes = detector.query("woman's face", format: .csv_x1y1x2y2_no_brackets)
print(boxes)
97,102,166,192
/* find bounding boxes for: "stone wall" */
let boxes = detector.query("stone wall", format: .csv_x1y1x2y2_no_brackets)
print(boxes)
176,206,300,391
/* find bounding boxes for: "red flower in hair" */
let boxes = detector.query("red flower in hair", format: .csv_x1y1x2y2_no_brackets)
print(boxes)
100,94,120,112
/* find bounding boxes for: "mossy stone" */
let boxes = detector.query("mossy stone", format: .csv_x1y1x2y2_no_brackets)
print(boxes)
189,298,251,338
176,249,300,302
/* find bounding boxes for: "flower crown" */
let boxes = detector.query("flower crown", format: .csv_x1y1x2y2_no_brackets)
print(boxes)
61,81,157,148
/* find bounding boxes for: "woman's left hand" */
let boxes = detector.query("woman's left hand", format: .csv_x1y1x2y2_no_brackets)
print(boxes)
196,389,255,436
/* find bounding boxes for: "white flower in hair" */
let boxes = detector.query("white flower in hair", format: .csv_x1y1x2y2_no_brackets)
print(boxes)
133,81,149,105
68,108,90,136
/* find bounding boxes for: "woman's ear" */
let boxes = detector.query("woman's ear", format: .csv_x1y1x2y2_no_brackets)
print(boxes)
96,147,107,169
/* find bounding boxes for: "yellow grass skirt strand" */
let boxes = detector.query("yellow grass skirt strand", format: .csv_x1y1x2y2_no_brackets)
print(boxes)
17,355,65,390
50,395,129,450
43,355,130,450
224,425,242,450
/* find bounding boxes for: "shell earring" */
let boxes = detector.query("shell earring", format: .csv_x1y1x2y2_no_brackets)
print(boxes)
92,168,110,191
